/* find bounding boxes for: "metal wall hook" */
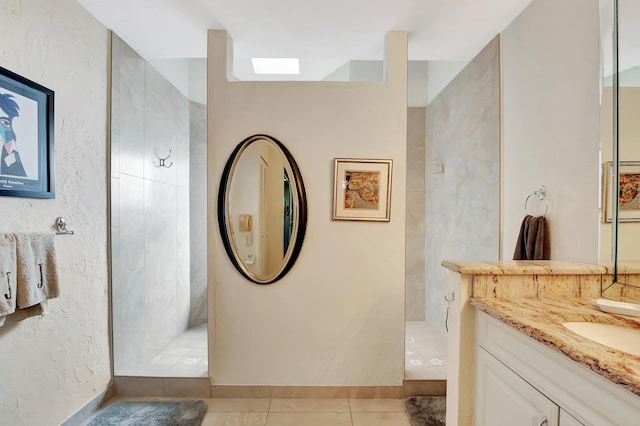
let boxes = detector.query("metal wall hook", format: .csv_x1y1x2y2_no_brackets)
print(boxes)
55,217,75,235
444,292,455,333
157,149,174,168
432,158,444,175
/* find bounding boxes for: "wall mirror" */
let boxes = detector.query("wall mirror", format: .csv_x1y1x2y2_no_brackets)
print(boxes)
218,134,307,284
607,0,640,286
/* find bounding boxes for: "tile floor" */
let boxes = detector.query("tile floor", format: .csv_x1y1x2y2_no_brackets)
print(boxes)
87,397,413,426
117,324,208,377
405,321,447,380
104,321,443,424
202,398,412,426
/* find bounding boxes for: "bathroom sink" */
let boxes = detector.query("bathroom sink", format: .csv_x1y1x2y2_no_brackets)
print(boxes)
562,322,640,356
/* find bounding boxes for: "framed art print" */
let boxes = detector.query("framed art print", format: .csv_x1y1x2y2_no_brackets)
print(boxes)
603,161,640,223
0,66,54,199
333,158,392,221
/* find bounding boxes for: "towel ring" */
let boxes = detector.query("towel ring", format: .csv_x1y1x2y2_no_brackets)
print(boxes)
524,185,548,217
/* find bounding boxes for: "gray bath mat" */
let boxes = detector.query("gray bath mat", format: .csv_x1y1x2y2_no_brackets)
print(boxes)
88,399,207,426
404,396,446,426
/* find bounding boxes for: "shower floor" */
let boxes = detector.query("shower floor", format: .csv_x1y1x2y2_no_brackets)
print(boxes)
117,324,208,377
405,321,447,380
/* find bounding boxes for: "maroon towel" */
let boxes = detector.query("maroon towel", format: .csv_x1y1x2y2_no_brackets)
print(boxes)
513,215,550,260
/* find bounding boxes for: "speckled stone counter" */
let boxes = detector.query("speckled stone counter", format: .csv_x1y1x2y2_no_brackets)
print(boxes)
441,260,607,275
471,297,640,397
441,260,640,426
441,259,640,301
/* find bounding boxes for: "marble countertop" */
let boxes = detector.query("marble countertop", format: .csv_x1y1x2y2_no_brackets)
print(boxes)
442,260,607,275
610,261,640,274
470,297,640,397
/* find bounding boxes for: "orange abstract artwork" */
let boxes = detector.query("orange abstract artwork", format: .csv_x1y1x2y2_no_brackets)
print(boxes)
343,170,380,209
619,173,640,210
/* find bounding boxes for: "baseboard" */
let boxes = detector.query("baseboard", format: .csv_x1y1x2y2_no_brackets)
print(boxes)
60,383,115,426
110,377,411,400
402,379,447,397
113,376,211,398
210,385,404,399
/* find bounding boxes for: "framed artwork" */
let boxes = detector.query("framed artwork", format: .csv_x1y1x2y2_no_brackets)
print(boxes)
603,161,640,223
333,158,392,221
0,66,54,199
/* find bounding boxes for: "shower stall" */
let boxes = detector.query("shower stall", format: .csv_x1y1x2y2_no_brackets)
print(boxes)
405,106,447,382
408,39,501,384
110,34,208,377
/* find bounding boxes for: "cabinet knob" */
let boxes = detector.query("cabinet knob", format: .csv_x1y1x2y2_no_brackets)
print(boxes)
537,417,548,426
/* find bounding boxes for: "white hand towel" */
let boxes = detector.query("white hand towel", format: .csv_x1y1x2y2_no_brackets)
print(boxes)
0,233,17,326
14,232,59,311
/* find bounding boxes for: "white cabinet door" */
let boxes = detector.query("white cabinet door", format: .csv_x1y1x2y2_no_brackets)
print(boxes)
559,410,584,426
475,347,559,426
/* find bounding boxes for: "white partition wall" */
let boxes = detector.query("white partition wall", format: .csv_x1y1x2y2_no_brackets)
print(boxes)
208,30,407,386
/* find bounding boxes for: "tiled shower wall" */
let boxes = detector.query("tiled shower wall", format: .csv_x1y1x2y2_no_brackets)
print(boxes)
425,36,501,333
189,101,208,327
111,34,191,372
406,107,426,321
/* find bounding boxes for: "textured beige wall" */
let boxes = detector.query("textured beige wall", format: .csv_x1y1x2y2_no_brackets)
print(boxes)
406,107,426,321
0,0,110,424
501,0,600,262
426,36,501,334
189,101,208,326
208,30,407,385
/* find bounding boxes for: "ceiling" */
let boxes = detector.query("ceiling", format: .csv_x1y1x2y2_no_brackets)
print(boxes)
77,0,534,81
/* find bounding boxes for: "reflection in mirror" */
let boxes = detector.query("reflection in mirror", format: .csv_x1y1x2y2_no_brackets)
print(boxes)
600,0,615,264
218,134,307,284
606,0,640,286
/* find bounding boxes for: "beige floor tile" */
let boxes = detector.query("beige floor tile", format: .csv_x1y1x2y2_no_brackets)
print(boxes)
201,412,268,426
269,398,350,412
351,411,411,426
205,398,272,412
266,412,353,426
349,399,405,412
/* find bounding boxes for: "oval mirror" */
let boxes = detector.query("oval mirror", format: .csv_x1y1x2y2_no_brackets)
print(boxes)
218,134,307,284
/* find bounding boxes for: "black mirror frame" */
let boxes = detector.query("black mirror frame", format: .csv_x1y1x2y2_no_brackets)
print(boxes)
217,134,308,284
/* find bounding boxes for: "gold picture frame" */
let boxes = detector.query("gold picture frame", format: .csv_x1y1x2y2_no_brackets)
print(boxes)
333,158,392,221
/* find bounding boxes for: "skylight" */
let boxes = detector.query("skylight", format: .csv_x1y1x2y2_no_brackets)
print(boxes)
251,58,300,75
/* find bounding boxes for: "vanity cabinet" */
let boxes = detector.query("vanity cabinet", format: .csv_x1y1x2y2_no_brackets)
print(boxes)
475,310,640,426
475,347,560,425
559,410,584,426
476,347,584,425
